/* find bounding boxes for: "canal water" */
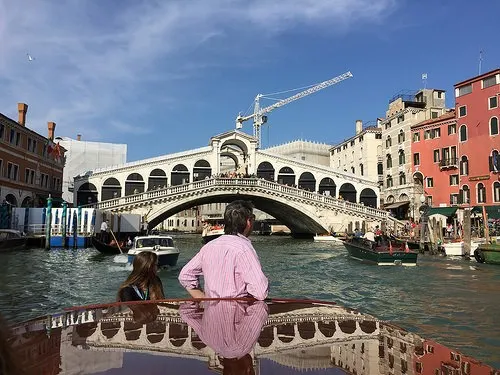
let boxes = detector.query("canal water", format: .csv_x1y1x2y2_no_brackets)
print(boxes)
0,235,499,367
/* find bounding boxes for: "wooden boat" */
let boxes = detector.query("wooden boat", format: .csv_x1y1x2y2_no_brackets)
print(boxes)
390,235,420,250
0,229,26,252
201,217,225,244
474,243,500,265
7,298,498,374
343,236,418,266
128,235,180,267
91,236,130,255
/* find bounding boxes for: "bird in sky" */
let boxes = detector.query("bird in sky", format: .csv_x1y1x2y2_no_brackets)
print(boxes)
26,53,35,61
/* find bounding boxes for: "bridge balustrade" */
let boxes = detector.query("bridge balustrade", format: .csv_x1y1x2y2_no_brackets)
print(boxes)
87,177,387,220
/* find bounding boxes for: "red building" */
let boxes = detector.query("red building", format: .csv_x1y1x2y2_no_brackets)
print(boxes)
411,110,458,207
454,69,500,207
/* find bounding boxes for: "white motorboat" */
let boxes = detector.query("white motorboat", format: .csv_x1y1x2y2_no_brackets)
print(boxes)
313,234,344,243
442,239,486,257
127,235,180,267
201,216,225,244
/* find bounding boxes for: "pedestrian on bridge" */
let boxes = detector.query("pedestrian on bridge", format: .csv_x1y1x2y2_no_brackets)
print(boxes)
178,200,269,300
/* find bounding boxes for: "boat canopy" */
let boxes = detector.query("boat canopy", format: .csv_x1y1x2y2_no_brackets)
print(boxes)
471,205,500,219
426,207,457,217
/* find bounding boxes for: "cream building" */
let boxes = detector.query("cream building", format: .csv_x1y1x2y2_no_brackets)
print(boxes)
329,120,383,182
264,140,331,167
380,89,447,219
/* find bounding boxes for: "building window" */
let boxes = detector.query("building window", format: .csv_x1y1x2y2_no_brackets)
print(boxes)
450,174,459,185
399,172,406,185
387,154,392,168
0,124,4,140
9,129,15,144
461,185,470,204
413,132,420,142
426,177,434,188
386,175,393,188
427,196,433,206
0,159,3,177
25,169,30,184
375,133,382,139
490,150,499,172
459,125,468,142
7,162,19,181
433,150,440,163
360,164,364,176
416,362,423,374
432,128,441,138
385,120,391,129
377,162,383,175
448,124,456,135
490,117,499,135
450,194,459,205
489,96,498,109
424,130,431,140
460,156,469,175
397,115,404,123
483,75,498,88
351,166,355,174
398,150,405,165
458,106,467,117
494,181,500,202
386,136,392,148
431,111,438,119
457,84,472,96
350,140,355,147
477,183,486,203
398,130,405,143
413,153,420,166
30,170,35,184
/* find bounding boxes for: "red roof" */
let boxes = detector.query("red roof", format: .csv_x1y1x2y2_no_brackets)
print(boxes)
454,68,500,88
412,110,456,128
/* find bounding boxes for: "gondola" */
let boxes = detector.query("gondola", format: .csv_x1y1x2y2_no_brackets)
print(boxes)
91,236,130,255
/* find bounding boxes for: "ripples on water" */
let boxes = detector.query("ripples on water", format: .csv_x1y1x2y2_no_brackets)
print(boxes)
0,234,499,367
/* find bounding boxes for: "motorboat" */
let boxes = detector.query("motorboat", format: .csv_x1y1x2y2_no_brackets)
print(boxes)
201,216,225,244
343,236,418,266
313,233,344,243
474,242,500,265
5,298,497,374
127,234,180,267
0,229,27,252
441,238,486,257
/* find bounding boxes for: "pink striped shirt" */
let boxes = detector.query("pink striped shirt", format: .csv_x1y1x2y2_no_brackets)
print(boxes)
178,234,269,300
179,300,269,358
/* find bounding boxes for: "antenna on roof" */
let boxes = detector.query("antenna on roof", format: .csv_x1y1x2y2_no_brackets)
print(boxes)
478,50,483,75
421,73,427,89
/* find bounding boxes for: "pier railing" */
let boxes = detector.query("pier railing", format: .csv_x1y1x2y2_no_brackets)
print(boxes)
86,177,388,221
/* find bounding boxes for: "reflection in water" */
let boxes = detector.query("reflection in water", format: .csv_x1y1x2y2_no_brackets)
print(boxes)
7,300,499,375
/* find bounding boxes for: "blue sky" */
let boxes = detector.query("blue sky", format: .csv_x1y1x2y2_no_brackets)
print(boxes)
0,0,498,162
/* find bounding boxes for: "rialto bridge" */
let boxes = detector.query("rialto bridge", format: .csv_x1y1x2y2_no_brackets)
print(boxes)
74,130,391,234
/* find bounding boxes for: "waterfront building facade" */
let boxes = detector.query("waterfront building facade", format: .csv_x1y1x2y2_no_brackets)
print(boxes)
264,140,331,167
0,103,65,207
329,120,383,182
380,89,447,219
454,69,500,207
56,135,127,205
411,110,458,209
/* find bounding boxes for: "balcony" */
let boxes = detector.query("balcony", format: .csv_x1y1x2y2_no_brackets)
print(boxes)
439,158,458,170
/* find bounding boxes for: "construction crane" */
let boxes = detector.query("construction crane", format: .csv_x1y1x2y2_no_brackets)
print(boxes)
236,71,353,148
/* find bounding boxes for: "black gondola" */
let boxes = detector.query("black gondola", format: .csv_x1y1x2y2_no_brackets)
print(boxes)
91,236,130,255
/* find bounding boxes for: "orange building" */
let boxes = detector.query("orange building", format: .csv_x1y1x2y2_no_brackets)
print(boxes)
411,110,459,207
0,103,65,207
454,69,500,206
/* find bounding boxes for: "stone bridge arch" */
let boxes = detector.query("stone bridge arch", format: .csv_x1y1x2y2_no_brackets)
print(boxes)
148,192,329,236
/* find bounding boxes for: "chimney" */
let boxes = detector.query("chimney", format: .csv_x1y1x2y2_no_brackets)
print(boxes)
77,134,81,141
17,103,28,126
355,120,363,135
47,122,56,140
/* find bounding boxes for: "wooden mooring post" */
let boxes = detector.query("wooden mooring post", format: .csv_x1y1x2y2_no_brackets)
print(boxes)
463,209,471,258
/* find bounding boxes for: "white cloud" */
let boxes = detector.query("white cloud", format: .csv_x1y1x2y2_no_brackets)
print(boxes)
0,0,396,139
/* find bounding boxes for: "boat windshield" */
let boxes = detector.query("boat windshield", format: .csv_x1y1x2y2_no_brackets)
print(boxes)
136,237,174,248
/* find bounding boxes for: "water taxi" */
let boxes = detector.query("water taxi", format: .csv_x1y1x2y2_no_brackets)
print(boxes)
127,234,180,267
343,236,418,266
201,216,225,244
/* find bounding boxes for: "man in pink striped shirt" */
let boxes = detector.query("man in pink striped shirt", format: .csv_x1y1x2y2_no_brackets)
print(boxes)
178,200,269,300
